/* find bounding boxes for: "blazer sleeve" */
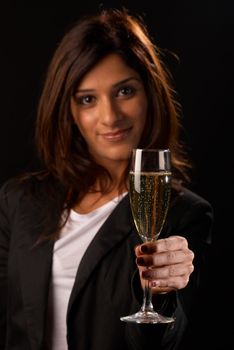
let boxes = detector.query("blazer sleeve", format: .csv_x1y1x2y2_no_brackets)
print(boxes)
0,182,11,348
164,194,214,349
172,197,214,318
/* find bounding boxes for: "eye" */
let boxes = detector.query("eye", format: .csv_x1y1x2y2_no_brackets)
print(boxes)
75,95,96,106
117,86,135,97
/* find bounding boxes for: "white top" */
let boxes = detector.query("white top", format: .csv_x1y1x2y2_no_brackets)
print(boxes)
46,193,127,350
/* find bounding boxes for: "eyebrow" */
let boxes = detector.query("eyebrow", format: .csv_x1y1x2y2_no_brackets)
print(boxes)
75,77,141,93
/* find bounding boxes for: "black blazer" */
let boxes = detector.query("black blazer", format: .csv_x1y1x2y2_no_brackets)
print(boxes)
0,179,213,350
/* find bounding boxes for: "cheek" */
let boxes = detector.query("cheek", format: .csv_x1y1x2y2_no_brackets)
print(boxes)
75,119,92,140
70,100,92,134
72,110,95,138
134,99,148,130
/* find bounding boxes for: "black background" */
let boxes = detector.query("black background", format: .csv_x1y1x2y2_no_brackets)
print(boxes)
1,1,233,348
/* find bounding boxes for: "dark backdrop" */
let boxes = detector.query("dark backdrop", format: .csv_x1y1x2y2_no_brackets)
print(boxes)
1,1,233,349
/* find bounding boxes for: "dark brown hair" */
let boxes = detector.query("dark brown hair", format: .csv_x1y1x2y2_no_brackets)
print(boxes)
29,8,190,239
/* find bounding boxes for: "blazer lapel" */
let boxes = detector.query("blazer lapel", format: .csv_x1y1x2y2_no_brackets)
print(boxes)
67,194,134,315
18,238,54,350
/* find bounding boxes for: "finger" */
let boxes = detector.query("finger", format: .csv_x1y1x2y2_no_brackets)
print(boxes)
135,236,189,257
136,249,194,267
142,263,194,280
151,285,175,294
151,274,191,290
155,236,188,253
135,243,156,256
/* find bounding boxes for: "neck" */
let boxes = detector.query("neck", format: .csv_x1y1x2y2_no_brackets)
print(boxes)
74,185,127,215
73,160,128,214
101,159,129,185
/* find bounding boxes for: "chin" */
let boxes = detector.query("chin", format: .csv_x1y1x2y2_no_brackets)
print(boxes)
91,142,138,164
107,146,133,159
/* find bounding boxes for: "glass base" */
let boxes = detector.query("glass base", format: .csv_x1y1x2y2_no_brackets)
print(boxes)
120,310,175,324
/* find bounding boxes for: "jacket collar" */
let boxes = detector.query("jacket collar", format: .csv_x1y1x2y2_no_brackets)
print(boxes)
18,194,133,348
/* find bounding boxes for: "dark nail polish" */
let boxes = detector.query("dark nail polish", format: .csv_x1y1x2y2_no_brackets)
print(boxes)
136,257,145,265
142,270,150,279
141,245,148,253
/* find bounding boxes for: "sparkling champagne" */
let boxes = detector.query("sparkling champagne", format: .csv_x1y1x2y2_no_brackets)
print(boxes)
129,171,171,242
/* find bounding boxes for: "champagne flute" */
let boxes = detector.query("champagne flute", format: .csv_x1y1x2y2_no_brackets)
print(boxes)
120,149,175,324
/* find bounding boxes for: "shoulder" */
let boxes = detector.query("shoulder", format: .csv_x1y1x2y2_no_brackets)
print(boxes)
0,174,66,241
172,186,213,211
0,172,63,215
0,175,39,202
166,185,214,240
0,176,34,221
0,177,26,227
0,177,24,206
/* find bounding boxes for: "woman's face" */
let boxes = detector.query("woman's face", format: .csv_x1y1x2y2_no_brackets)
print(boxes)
70,53,148,171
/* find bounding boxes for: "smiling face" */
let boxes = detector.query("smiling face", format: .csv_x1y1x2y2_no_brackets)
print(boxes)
70,53,148,173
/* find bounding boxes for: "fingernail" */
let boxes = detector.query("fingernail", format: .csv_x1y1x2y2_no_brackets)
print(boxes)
136,257,145,265
142,270,150,279
151,281,160,287
141,245,148,253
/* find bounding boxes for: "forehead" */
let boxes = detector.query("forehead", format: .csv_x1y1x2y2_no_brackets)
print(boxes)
77,53,141,89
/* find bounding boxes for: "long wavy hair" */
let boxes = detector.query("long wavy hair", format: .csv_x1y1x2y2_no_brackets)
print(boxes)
26,9,191,240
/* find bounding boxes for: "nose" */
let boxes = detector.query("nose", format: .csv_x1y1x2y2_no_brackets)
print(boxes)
100,97,122,126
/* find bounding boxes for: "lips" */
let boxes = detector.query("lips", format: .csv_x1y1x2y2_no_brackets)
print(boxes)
100,127,132,141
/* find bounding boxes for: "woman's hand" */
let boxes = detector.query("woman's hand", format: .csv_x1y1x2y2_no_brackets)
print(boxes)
135,235,194,294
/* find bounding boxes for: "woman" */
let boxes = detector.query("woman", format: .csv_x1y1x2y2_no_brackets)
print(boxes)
0,8,213,350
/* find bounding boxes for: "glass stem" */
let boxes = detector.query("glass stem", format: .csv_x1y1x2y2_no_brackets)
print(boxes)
141,279,154,313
